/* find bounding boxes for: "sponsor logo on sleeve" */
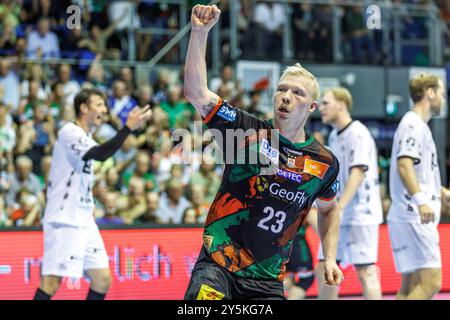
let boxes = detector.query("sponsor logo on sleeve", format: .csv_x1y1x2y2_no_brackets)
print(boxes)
331,180,340,193
216,104,236,122
259,139,279,165
303,158,329,179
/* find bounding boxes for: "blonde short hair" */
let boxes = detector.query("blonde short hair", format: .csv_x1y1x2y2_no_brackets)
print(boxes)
324,87,353,111
280,63,320,101
409,73,440,103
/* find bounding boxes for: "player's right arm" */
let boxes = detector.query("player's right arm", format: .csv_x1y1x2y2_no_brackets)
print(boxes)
397,156,434,224
184,5,222,118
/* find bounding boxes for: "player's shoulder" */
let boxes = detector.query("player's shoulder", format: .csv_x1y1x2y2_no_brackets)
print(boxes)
349,120,374,140
398,111,424,131
58,122,85,138
309,138,338,167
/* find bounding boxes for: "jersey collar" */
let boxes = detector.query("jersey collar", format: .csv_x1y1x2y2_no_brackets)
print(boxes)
267,119,314,148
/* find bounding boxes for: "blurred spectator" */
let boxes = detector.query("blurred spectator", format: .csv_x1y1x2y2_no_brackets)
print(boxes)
315,4,333,62
108,1,141,31
118,176,147,224
26,17,61,60
122,150,157,192
113,134,138,175
154,138,177,185
96,192,125,225
79,11,128,60
9,192,41,227
18,80,45,121
252,1,285,60
136,84,154,108
343,6,376,64
0,58,20,111
156,178,191,224
134,191,161,225
6,156,44,212
0,102,15,155
210,65,238,97
245,90,265,119
56,64,81,105
39,155,52,189
0,19,17,52
108,0,141,59
27,103,55,174
60,28,83,57
24,0,69,27
57,103,75,129
152,69,171,104
93,179,109,218
160,84,194,130
184,184,209,224
14,120,36,157
189,155,221,204
20,63,50,101
291,3,316,60
237,0,253,58
108,80,137,126
119,67,136,95
0,0,22,30
48,82,65,119
105,167,121,193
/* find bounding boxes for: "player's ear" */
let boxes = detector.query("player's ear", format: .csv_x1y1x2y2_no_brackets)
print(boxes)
426,87,436,100
308,102,317,113
80,102,89,115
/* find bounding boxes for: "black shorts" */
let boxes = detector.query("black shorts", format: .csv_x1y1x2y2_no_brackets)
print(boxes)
285,231,314,291
184,246,286,300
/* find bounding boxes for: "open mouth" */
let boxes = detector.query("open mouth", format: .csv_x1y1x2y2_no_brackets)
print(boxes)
278,107,290,116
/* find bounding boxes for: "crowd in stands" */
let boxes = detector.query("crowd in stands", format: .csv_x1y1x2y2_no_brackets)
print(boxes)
0,1,448,65
1,0,450,227
0,51,270,227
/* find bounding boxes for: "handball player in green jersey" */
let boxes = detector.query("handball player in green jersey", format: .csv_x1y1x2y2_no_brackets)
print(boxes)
183,4,343,300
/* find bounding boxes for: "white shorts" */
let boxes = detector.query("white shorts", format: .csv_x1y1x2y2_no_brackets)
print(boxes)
317,224,379,266
42,222,109,278
387,221,441,274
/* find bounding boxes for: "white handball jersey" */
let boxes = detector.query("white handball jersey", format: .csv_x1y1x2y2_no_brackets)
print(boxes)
43,122,98,227
388,111,442,223
328,121,383,225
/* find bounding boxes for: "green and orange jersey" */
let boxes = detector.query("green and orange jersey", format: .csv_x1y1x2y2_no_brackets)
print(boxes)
202,99,339,282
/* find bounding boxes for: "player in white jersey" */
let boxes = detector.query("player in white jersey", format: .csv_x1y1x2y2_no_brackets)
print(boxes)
388,73,450,300
317,87,383,299
33,88,152,300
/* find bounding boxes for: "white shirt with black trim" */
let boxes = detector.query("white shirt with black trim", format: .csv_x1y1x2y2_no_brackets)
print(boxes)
43,122,98,227
388,111,441,223
328,120,383,225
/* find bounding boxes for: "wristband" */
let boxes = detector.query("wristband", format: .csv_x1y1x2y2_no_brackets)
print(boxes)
412,192,428,206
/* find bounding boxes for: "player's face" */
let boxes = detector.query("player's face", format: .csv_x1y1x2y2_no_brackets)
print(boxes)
273,75,315,126
86,94,107,128
318,91,339,125
430,80,446,116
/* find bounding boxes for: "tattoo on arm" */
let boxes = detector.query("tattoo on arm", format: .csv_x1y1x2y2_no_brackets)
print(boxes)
202,97,219,115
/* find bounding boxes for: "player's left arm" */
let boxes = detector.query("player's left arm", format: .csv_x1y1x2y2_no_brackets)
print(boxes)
315,197,343,286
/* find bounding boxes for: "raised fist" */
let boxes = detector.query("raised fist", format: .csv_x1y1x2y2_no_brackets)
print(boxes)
191,5,221,32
